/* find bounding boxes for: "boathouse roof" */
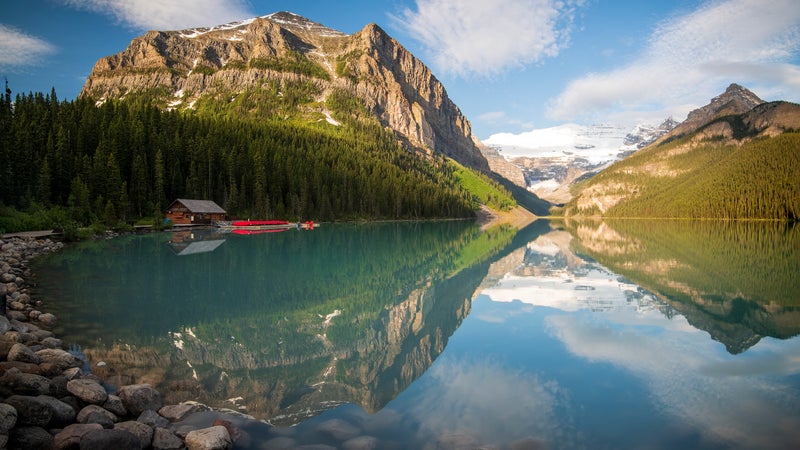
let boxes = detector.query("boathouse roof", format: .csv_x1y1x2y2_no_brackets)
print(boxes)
168,199,226,214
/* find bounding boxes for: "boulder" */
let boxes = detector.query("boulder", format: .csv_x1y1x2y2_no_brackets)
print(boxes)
50,374,69,398
13,372,53,395
37,312,57,327
118,384,162,416
40,336,63,348
153,426,186,450
76,404,118,427
185,425,232,450
103,394,128,416
115,420,154,449
36,348,83,371
0,360,42,375
159,402,202,422
7,343,40,364
212,418,249,447
52,423,103,450
0,402,18,434
36,395,76,426
80,428,144,450
8,425,54,449
67,378,108,405
4,395,53,427
138,409,169,428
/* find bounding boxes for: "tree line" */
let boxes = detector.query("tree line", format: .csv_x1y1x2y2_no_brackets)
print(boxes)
0,85,480,232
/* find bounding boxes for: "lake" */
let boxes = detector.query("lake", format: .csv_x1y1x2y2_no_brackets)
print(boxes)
32,219,800,449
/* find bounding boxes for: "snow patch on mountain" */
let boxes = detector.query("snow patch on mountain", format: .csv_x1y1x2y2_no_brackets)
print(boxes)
484,123,632,164
481,119,678,204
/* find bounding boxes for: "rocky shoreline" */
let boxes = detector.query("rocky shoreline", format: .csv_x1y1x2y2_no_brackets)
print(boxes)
0,235,253,449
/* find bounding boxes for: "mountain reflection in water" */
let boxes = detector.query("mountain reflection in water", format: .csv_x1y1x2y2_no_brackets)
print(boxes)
32,220,800,449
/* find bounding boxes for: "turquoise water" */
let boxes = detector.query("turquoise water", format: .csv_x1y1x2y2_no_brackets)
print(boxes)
33,220,800,449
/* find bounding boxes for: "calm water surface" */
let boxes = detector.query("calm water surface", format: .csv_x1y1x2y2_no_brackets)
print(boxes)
33,220,800,449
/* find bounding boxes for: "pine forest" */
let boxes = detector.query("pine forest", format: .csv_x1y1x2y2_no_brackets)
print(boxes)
0,86,515,234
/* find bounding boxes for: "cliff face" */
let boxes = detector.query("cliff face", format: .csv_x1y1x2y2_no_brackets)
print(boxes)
80,12,489,171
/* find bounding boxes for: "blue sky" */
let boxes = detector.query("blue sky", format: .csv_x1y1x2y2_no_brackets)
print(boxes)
2,0,799,139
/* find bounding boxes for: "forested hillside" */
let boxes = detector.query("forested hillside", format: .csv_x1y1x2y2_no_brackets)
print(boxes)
0,87,510,233
561,104,800,221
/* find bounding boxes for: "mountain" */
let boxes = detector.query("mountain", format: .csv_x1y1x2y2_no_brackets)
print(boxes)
80,11,489,171
481,120,678,204
655,83,764,144
561,84,800,220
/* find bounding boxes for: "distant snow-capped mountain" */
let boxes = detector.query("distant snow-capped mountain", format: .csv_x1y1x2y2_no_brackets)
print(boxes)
480,119,678,204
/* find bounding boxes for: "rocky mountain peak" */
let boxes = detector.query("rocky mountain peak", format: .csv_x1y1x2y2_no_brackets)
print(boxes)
79,12,489,171
659,83,764,142
687,83,764,123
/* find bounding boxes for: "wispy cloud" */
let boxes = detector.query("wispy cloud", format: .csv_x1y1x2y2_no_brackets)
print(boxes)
59,0,254,30
0,24,57,70
476,110,535,130
396,0,585,77
547,0,800,124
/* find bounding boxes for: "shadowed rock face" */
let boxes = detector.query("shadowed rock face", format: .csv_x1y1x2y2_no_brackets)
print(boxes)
80,12,489,171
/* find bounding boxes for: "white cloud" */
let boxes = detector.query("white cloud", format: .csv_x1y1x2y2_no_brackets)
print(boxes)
0,24,57,69
402,356,570,446
548,314,800,449
547,0,800,123
60,0,253,31
396,0,585,77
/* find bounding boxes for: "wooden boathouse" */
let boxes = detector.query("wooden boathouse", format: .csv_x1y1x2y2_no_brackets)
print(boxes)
165,199,226,225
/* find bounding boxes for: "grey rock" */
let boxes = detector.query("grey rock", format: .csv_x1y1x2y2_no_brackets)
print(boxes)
153,426,186,450
185,425,232,450
62,367,82,380
41,336,63,348
8,342,41,364
159,402,201,422
103,394,128,416
67,378,109,405
52,423,103,450
59,395,82,414
50,375,69,398
31,328,54,341
8,425,54,449
9,300,26,311
11,372,53,395
76,404,118,426
37,312,57,327
138,409,169,428
4,395,53,427
37,348,83,371
0,314,10,333
36,395,76,427
0,402,18,434
6,310,27,322
118,384,162,416
80,428,144,450
115,420,154,449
